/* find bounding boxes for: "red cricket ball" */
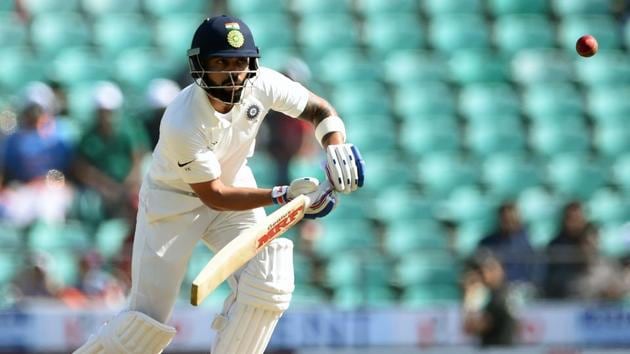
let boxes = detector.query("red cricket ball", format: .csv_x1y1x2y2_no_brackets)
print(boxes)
576,34,598,57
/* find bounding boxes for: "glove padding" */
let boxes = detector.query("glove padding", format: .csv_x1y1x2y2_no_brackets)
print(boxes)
325,144,365,194
272,177,337,219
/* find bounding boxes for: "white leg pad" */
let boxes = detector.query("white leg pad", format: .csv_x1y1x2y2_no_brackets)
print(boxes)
212,238,294,354
73,311,176,354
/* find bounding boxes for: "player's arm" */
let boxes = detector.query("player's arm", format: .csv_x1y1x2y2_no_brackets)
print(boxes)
297,91,366,194
297,92,345,148
190,178,273,211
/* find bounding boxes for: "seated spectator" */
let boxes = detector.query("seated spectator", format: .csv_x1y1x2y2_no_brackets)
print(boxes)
12,251,60,300
477,202,538,285
143,78,181,150
71,82,147,219
0,102,74,226
545,202,627,300
462,252,517,347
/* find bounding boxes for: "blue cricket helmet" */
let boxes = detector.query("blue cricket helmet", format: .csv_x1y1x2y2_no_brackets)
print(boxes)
188,15,260,103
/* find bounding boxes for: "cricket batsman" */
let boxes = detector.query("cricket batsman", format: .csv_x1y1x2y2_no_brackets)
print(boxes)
74,14,365,354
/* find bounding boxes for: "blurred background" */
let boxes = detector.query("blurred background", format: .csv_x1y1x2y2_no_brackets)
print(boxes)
0,0,629,353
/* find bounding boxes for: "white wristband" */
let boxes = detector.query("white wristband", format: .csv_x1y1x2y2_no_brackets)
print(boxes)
314,116,346,147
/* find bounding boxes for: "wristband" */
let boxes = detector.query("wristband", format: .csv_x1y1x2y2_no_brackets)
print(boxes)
271,185,289,205
315,116,346,148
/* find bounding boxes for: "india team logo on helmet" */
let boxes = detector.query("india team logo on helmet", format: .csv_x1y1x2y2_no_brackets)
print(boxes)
187,15,260,104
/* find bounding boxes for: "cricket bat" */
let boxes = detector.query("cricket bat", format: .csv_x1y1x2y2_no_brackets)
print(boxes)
190,195,310,306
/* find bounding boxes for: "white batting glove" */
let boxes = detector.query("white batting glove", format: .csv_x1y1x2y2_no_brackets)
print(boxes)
325,144,365,194
271,177,337,219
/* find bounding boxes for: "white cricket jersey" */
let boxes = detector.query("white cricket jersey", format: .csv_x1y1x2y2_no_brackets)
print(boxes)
147,67,309,193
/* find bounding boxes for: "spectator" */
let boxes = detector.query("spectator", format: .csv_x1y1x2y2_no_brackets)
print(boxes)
477,202,538,285
462,253,518,347
71,82,146,219
0,102,74,226
544,201,594,299
12,251,60,300
143,78,181,150
261,57,318,184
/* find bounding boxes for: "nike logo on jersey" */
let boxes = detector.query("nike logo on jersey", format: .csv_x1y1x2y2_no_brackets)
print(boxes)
177,159,195,167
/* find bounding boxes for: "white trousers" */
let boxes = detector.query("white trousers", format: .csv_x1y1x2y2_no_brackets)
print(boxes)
126,169,266,323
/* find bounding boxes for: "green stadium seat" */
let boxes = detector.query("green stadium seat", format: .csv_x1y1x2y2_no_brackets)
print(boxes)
316,49,381,85
482,154,543,200
401,120,460,157
455,222,492,256
418,153,478,199
362,15,425,57
557,16,621,53
517,187,564,225
439,186,497,225
395,252,458,287
346,122,397,153
246,152,278,187
155,13,206,57
494,15,556,55
332,83,391,116
626,20,630,50
401,284,460,308
69,188,106,225
599,224,630,258
30,12,91,56
530,124,590,158
313,219,377,257
428,15,490,53
0,1,14,10
95,218,130,260
0,223,22,252
0,12,28,46
360,153,416,194
383,50,448,85
297,15,359,59
331,285,392,309
258,47,300,71
586,87,630,125
28,220,92,252
393,82,456,119
292,253,314,285
143,0,208,17
448,50,510,84
325,193,371,221
546,154,607,200
528,219,559,248
423,0,482,15
49,47,112,86
355,0,419,16
522,83,584,119
47,250,80,287
288,156,325,183
594,124,630,160
458,83,521,121
370,186,435,223
23,0,80,14
574,51,630,89
114,48,180,92
94,14,153,58
291,0,351,15
467,124,527,157
0,252,22,285
588,188,630,226
81,0,141,16
241,14,295,50
552,0,612,16
612,154,630,196
0,47,45,92
291,285,327,307
511,49,573,85
487,0,548,15
384,220,448,257
228,0,287,16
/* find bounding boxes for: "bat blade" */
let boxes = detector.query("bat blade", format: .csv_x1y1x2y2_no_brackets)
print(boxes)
191,195,309,306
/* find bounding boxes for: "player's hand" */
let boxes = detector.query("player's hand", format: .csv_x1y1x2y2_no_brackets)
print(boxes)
271,177,319,205
303,180,337,219
325,144,365,194
271,177,337,219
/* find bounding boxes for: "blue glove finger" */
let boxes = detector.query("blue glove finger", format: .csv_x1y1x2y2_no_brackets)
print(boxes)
350,145,365,187
304,199,336,219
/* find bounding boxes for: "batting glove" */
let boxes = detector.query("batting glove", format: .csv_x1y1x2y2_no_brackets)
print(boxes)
325,144,365,194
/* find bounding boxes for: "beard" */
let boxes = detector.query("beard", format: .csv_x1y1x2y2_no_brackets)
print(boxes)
206,76,245,104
